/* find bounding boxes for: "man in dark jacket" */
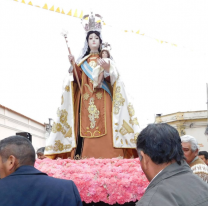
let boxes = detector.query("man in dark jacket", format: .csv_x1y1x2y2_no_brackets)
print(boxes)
0,135,82,206
136,123,208,206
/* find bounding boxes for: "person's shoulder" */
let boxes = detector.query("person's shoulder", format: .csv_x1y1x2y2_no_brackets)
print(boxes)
190,157,206,167
37,176,76,192
143,174,208,206
137,180,180,206
45,175,74,185
136,183,160,206
138,171,188,206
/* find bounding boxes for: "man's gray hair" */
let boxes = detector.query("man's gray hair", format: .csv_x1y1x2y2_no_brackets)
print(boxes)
36,147,45,154
181,135,199,152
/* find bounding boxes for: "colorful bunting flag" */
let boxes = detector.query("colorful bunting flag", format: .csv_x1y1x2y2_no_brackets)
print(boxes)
74,9,78,17
43,4,48,10
67,10,72,16
79,11,83,19
10,1,181,48
61,9,65,14
56,7,60,13
49,6,54,11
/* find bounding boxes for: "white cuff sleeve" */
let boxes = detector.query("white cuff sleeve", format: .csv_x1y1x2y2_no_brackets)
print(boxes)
104,71,110,78
68,66,73,73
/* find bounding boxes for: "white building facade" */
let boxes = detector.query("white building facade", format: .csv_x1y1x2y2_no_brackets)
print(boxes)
0,104,46,152
155,110,208,151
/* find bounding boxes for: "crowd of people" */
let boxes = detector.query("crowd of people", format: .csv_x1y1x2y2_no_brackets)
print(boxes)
0,123,208,205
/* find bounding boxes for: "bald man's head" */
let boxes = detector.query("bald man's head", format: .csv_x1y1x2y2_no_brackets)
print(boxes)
0,135,35,166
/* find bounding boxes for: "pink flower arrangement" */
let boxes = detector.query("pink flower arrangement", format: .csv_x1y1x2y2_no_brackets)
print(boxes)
35,158,149,205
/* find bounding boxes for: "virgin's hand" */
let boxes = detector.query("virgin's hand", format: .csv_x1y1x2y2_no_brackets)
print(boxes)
68,54,75,65
96,82,101,88
97,58,110,72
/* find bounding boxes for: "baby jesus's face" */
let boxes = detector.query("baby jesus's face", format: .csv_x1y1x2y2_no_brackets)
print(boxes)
102,51,108,58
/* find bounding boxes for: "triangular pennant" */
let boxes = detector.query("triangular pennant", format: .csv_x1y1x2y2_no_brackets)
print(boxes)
96,20,101,23
85,17,89,20
67,9,72,16
28,1,33,5
161,41,163,44
79,11,83,18
43,4,48,10
124,30,128,32
56,7,60,13
14,0,18,2
61,9,65,14
74,9,78,17
35,5,40,8
21,0,25,3
50,6,54,11
103,22,106,25
136,30,140,34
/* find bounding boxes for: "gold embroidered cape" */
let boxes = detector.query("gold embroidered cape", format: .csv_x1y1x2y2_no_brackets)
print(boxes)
44,55,141,157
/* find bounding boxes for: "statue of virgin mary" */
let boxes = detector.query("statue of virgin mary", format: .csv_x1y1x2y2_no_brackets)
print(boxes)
44,13,140,159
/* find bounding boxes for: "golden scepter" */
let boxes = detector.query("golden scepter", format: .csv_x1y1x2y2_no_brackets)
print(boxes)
61,30,86,109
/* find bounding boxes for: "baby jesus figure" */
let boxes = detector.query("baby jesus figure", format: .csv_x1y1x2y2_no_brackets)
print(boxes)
93,49,110,89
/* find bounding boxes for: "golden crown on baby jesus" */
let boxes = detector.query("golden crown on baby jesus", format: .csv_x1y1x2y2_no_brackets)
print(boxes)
82,12,103,33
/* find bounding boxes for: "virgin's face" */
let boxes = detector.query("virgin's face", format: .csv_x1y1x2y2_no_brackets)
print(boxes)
88,33,100,51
